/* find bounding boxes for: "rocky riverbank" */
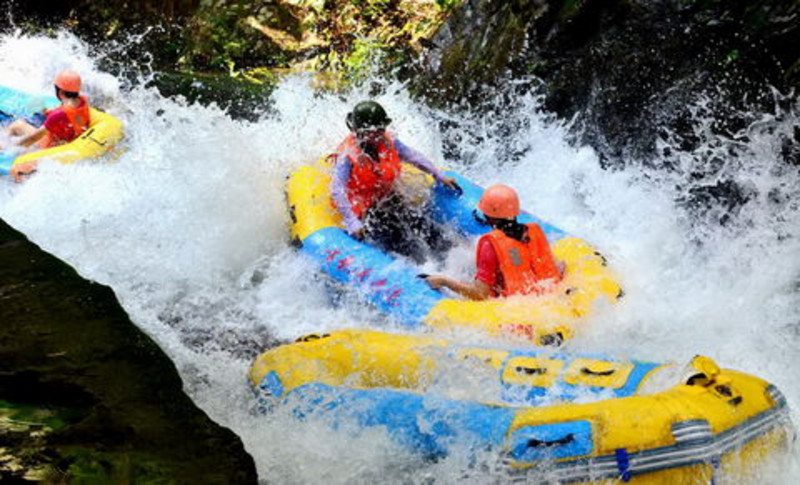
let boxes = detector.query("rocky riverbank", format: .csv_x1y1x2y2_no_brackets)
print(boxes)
0,219,257,483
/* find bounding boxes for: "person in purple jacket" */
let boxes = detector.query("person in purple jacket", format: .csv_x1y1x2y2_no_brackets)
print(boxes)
331,101,461,263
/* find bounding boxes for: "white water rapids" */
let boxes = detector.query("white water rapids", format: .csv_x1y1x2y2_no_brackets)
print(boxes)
1,32,799,483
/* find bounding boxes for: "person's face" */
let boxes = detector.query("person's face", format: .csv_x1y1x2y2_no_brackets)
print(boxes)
356,126,386,144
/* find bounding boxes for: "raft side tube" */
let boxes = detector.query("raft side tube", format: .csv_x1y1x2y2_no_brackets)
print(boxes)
250,331,793,475
300,227,444,328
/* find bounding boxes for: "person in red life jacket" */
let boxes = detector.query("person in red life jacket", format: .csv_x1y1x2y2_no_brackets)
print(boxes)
425,184,563,300
6,69,91,149
332,100,462,262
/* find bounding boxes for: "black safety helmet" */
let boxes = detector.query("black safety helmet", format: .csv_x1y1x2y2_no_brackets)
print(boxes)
346,101,392,132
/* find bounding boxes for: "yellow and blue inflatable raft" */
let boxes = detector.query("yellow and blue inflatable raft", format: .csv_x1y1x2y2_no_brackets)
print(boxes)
250,329,793,482
287,159,621,344
0,85,123,182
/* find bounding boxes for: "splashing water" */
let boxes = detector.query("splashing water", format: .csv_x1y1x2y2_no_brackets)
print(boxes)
1,31,798,482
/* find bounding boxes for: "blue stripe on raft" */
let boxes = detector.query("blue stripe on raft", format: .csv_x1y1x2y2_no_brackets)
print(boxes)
301,226,444,328
431,171,567,241
285,382,516,459
611,362,662,397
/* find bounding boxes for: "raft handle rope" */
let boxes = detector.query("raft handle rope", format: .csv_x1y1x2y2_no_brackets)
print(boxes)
526,433,574,449
686,373,710,386
295,333,331,343
516,366,548,375
581,367,616,377
714,384,743,406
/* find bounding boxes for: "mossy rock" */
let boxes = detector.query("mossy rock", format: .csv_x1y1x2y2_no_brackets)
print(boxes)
151,70,277,120
416,0,799,167
0,219,257,484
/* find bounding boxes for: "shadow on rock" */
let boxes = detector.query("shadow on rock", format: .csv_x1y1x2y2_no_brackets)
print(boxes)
0,218,257,483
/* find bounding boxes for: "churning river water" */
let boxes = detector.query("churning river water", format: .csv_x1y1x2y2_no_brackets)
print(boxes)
1,31,799,483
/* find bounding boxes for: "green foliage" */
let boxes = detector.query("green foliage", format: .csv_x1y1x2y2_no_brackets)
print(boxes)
65,451,172,485
76,0,460,91
0,400,72,431
342,38,388,83
435,0,461,10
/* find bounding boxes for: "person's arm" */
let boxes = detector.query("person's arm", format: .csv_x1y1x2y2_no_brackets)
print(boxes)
18,110,70,148
18,126,48,147
426,238,497,301
425,275,492,301
331,153,364,236
395,138,460,191
395,138,443,179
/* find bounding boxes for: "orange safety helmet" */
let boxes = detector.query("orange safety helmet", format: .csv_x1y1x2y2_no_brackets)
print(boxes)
54,69,82,93
477,184,520,220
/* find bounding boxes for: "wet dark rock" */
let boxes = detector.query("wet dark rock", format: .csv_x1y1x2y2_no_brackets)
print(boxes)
679,179,757,226
417,0,800,166
410,0,800,232
149,71,276,122
0,218,257,483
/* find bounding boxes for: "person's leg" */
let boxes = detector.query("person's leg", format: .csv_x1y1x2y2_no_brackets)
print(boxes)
363,194,427,263
403,199,453,257
7,120,37,138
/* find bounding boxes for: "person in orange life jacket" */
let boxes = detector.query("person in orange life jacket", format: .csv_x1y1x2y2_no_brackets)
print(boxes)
6,70,90,149
332,101,462,262
425,184,563,300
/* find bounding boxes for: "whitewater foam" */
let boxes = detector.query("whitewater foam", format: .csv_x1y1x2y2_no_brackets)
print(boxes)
1,31,798,483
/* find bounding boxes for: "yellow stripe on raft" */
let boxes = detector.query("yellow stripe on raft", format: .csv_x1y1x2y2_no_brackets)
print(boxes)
10,107,124,181
250,329,447,393
287,162,343,242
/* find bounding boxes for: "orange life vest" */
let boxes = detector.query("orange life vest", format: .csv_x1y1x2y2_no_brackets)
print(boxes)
39,94,91,149
337,133,402,218
479,223,562,297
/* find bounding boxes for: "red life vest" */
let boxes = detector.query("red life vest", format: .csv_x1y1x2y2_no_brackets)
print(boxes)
39,95,91,149
336,133,402,218
479,223,562,297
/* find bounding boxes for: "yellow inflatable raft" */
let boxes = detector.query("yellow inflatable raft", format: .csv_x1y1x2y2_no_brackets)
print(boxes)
8,107,124,182
286,158,621,344
250,329,793,482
